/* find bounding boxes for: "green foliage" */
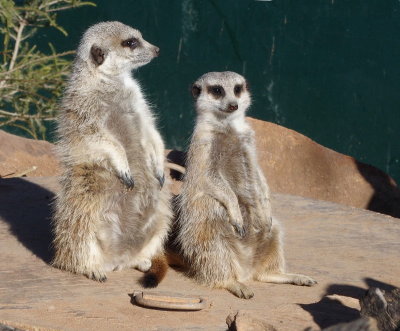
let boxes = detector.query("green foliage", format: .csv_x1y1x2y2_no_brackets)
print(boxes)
0,0,95,139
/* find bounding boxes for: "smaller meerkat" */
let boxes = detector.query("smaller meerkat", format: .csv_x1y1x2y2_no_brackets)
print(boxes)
52,22,171,285
174,71,316,299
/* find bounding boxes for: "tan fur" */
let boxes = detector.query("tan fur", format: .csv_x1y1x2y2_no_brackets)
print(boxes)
174,71,316,298
52,21,172,283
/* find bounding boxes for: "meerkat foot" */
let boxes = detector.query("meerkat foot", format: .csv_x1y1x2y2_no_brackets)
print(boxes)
257,273,317,287
289,274,317,286
135,258,152,272
225,281,254,299
87,270,107,282
118,171,135,190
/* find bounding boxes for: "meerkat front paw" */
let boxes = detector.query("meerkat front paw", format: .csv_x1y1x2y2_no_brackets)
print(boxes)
229,211,245,238
226,281,254,299
145,141,165,190
267,216,273,232
156,172,165,189
118,171,135,190
232,222,246,238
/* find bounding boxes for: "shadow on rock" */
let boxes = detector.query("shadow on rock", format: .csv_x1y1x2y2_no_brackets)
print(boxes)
356,161,400,218
300,296,360,329
363,278,397,293
300,278,398,329
0,177,54,263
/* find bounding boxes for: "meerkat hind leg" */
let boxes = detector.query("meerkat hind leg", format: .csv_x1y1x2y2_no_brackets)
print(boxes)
225,281,254,299
89,269,107,282
254,225,317,287
257,272,316,286
134,258,152,272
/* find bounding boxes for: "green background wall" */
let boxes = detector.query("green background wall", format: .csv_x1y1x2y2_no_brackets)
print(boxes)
34,0,400,183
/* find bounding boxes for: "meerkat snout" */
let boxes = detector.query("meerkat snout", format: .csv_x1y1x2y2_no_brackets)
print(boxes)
228,102,238,112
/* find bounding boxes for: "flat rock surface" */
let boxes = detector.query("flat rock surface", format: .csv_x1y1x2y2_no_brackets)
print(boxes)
0,177,399,331
0,130,59,178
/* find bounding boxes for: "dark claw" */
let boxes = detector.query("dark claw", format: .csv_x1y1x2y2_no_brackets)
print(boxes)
267,217,273,232
98,276,107,283
233,223,246,238
156,173,165,189
119,172,134,190
90,272,107,282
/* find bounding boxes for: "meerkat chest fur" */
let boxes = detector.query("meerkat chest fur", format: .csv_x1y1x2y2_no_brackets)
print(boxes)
211,120,255,182
119,71,149,115
105,73,154,149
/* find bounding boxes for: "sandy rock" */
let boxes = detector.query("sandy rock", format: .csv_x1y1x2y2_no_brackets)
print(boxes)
0,130,60,177
0,322,32,331
0,176,399,330
226,311,277,331
306,317,378,331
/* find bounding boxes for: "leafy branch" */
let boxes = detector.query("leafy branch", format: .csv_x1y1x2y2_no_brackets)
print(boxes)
0,0,95,139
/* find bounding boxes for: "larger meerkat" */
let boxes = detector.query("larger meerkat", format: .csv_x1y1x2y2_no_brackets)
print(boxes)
174,71,316,298
52,21,171,284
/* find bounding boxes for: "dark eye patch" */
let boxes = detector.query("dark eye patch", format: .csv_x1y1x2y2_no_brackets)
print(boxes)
234,84,243,96
121,38,139,49
192,84,201,99
207,85,225,98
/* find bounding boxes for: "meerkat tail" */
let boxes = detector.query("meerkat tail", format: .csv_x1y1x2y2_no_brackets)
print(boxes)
140,254,168,288
165,162,186,174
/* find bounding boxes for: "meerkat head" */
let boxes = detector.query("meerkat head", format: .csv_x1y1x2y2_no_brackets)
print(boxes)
191,71,251,117
76,21,159,74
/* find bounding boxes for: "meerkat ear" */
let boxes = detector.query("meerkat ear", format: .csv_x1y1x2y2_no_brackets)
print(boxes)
90,45,107,66
191,84,201,99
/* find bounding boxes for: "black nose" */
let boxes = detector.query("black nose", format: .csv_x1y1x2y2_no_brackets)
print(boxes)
153,47,160,56
228,103,238,111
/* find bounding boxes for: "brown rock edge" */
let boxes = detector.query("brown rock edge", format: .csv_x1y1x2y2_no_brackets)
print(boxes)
2,118,400,217
167,117,400,218
247,118,400,218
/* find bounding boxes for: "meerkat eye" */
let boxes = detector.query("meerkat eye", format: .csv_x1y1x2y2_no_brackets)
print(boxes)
121,38,139,49
234,84,243,96
212,87,222,95
208,85,224,98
